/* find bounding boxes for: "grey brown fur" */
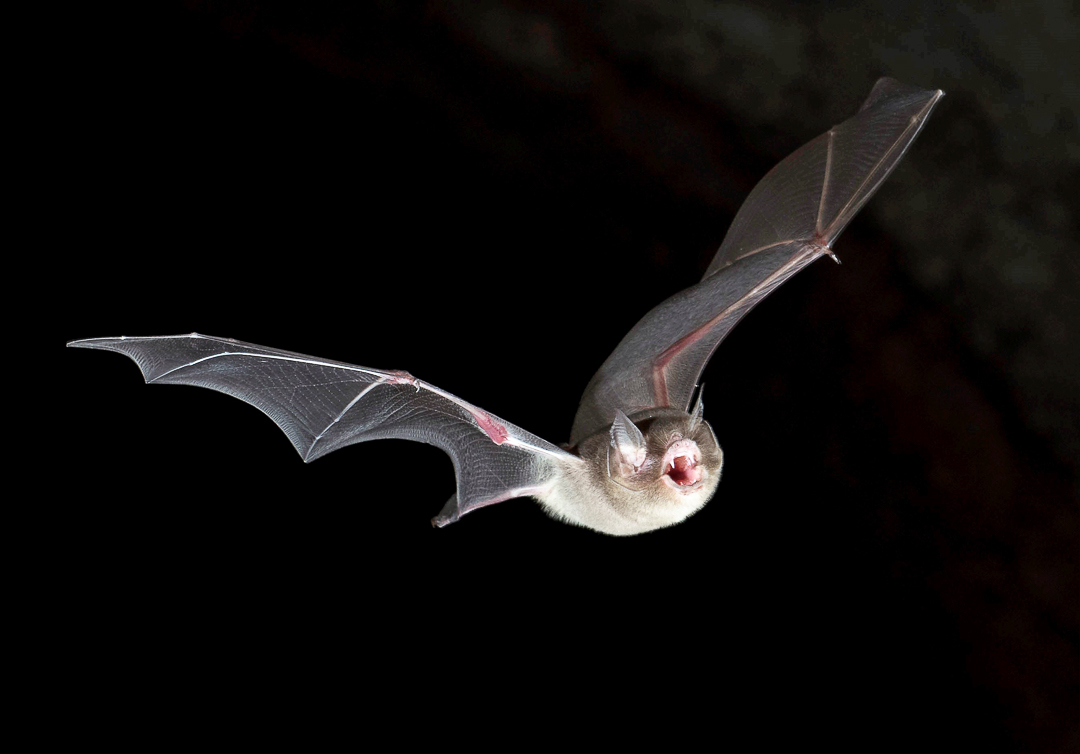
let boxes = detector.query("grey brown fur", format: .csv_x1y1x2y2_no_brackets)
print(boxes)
539,409,723,536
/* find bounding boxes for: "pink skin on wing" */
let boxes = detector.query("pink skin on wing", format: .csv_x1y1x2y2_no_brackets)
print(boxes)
472,410,509,445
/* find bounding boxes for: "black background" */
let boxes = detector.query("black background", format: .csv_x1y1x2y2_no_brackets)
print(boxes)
58,2,1076,750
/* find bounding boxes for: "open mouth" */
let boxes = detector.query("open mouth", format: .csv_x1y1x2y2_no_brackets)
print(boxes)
662,439,703,490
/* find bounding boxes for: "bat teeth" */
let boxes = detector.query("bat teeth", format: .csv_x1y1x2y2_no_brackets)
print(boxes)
662,441,703,488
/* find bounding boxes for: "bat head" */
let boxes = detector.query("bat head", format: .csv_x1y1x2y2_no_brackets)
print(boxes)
603,405,723,529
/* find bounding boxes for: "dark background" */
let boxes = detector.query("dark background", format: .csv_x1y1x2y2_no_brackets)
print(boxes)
60,2,1076,749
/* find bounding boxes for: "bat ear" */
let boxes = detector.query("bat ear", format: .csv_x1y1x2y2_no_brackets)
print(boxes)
689,385,706,431
608,409,648,490
611,409,645,459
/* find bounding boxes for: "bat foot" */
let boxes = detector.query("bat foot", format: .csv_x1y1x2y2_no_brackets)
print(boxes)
432,495,461,528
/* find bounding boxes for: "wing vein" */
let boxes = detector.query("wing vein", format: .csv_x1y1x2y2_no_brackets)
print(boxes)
150,351,389,383
732,238,802,263
821,96,937,242
305,379,385,461
816,129,835,237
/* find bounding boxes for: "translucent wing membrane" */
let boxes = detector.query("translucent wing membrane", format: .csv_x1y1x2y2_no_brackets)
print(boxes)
571,79,942,444
572,242,817,443
69,334,576,525
705,78,943,275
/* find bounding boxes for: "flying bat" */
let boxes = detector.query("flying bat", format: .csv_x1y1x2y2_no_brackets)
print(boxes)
68,78,943,536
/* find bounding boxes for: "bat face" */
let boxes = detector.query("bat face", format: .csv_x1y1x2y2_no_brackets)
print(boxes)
539,409,723,536
614,409,723,496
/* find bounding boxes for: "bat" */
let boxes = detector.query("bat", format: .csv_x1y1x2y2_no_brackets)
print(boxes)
68,78,943,536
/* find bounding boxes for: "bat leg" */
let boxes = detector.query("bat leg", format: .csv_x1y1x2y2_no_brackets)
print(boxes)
431,494,461,528
431,486,542,528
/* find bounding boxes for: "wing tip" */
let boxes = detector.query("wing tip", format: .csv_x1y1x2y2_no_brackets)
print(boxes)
67,336,120,349
67,334,214,385
67,333,211,349
861,77,945,116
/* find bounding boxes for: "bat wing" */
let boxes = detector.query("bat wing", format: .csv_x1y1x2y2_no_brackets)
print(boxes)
570,78,943,444
68,334,577,526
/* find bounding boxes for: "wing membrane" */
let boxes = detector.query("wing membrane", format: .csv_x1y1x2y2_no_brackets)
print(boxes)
706,78,943,275
69,334,576,525
571,79,942,444
571,242,815,443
